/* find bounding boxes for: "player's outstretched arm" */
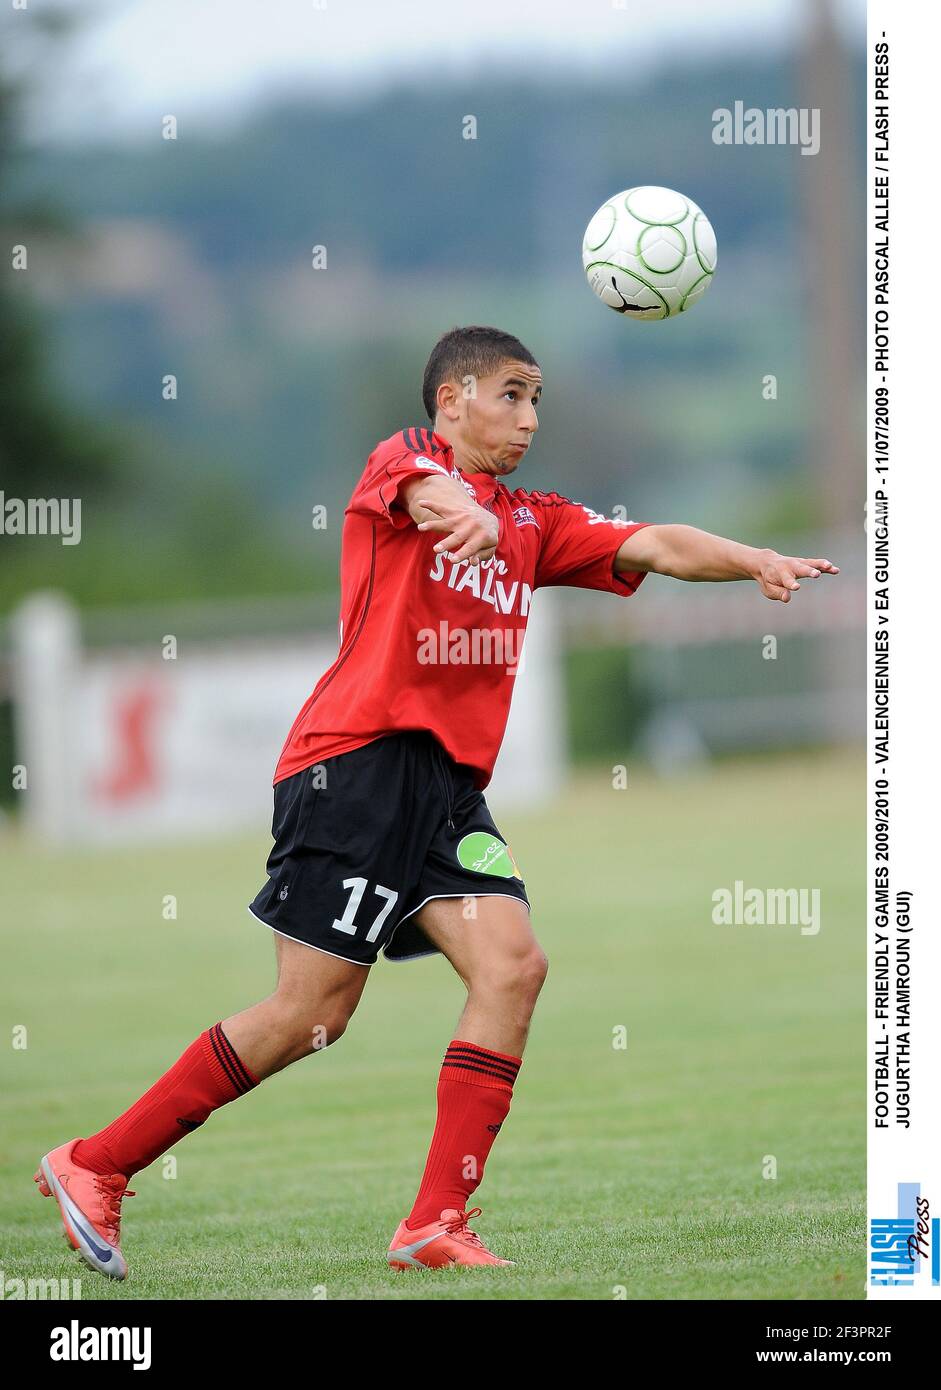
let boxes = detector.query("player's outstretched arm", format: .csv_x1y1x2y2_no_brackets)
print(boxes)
615,523,839,604
400,473,500,565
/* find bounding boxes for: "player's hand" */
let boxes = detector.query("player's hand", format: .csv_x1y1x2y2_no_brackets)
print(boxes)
415,497,500,565
754,551,840,602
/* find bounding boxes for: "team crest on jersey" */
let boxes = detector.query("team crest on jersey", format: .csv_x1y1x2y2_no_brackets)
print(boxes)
512,506,539,529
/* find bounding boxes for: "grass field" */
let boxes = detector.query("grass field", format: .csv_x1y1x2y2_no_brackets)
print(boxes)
0,749,864,1300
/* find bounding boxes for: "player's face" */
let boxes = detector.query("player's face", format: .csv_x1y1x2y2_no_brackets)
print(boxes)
463,361,542,476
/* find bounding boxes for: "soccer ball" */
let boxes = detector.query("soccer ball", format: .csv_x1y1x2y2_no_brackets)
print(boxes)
582,185,717,320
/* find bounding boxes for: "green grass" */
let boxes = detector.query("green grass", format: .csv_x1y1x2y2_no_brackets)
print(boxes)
0,749,864,1300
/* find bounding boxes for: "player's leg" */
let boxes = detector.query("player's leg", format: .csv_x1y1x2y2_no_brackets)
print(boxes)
414,894,548,1056
388,895,547,1269
222,931,370,1078
71,932,368,1170
35,934,368,1279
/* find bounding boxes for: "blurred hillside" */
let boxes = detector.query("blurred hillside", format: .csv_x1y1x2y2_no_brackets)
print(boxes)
2,50,865,611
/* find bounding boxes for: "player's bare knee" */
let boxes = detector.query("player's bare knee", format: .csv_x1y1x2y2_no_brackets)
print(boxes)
271,994,356,1059
471,945,548,1007
286,1009,352,1063
308,1009,351,1053
520,946,549,1000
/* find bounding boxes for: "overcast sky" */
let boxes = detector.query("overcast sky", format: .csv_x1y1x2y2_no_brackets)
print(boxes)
18,0,866,144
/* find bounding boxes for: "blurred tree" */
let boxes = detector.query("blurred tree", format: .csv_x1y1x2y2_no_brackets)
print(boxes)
0,4,120,498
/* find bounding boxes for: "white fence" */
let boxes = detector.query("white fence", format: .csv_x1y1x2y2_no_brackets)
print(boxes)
10,590,565,845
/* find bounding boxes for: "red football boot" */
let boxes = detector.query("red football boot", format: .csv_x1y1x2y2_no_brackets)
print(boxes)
35,1138,135,1280
387,1207,513,1269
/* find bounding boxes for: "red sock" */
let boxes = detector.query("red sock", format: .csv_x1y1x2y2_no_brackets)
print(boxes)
407,1039,521,1229
72,1023,259,1179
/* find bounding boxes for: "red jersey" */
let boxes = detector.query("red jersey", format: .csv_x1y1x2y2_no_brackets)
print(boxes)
275,427,650,788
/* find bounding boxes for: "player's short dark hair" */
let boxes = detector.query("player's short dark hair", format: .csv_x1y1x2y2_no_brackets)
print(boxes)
422,325,539,422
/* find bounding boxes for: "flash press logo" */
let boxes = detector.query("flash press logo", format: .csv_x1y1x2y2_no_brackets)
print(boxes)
870,1185,936,1288
712,102,820,156
0,493,82,545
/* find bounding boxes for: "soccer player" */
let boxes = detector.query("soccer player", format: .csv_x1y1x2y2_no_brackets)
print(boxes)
35,325,839,1276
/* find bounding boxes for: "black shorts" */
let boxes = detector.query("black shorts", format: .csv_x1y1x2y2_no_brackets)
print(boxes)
248,731,530,965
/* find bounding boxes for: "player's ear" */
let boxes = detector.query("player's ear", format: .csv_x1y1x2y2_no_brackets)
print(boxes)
435,379,461,422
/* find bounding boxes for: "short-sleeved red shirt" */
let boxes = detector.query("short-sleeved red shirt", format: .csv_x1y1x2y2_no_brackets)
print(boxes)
275,427,650,787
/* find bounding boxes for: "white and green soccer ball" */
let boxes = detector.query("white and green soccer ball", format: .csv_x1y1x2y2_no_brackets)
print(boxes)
582,185,717,320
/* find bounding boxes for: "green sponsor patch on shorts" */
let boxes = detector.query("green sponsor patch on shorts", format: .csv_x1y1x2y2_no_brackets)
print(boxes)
456,831,519,879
